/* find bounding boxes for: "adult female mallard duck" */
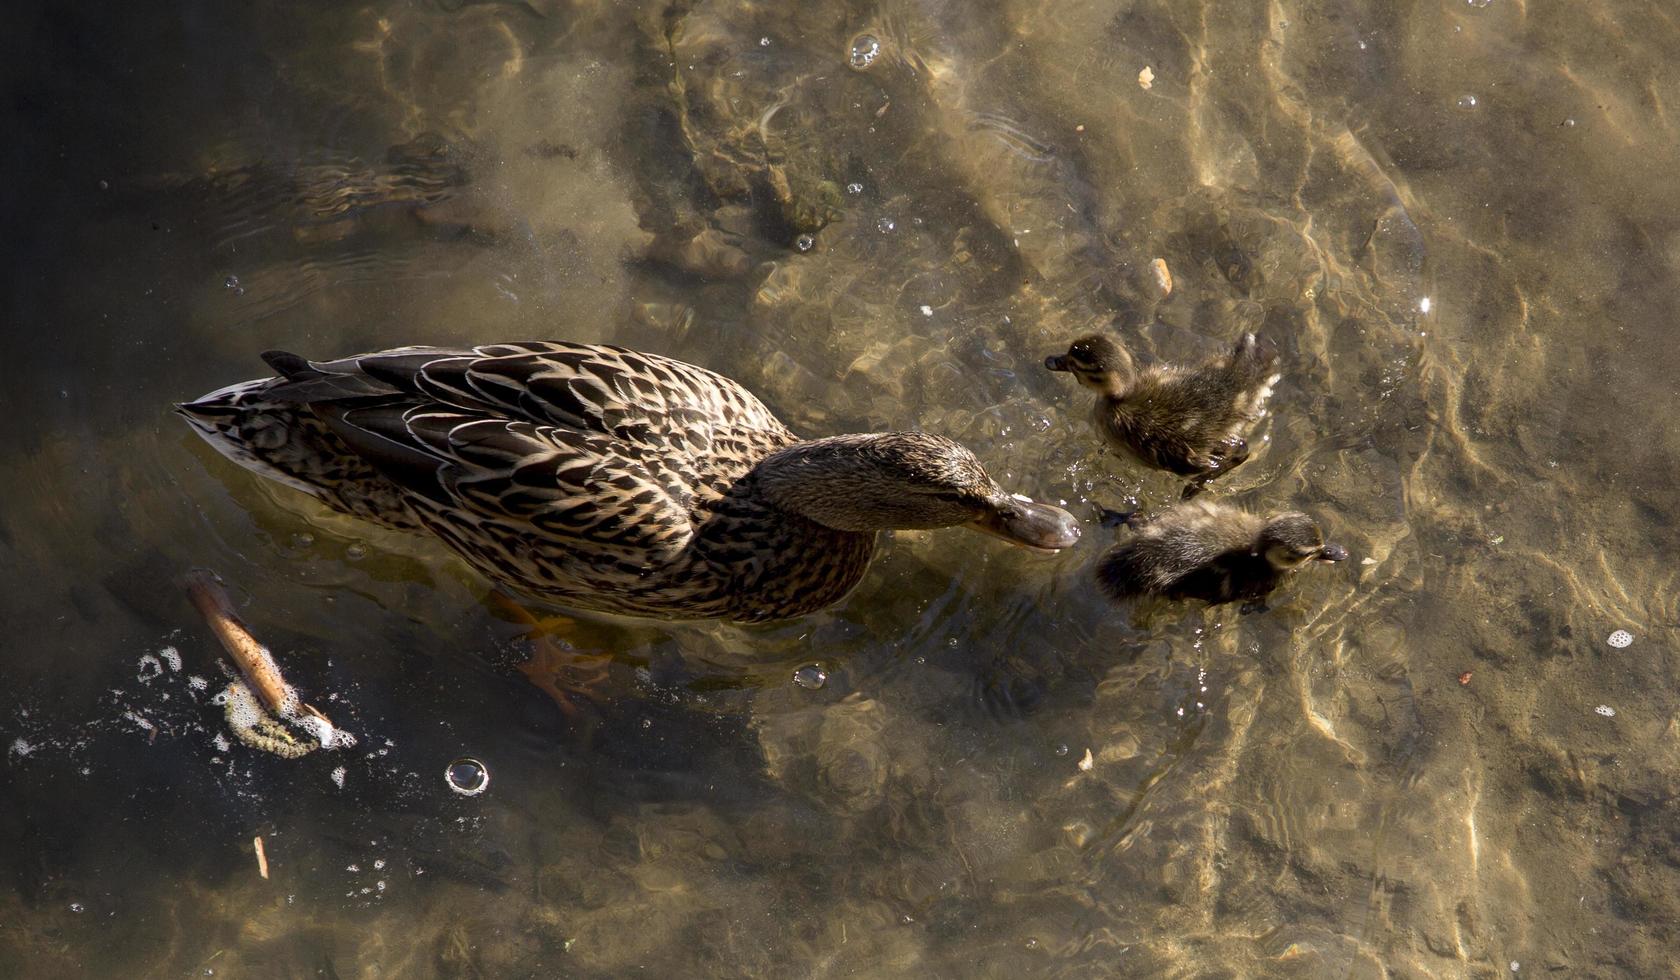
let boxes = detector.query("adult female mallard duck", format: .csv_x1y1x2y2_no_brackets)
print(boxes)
1096,500,1347,610
178,342,1079,622
1045,332,1280,498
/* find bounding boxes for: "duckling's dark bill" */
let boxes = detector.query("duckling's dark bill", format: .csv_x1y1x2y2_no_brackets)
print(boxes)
968,497,1081,552
1044,354,1071,371
1318,544,1349,563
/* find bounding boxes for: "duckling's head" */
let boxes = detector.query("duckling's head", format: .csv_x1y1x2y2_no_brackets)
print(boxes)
1256,513,1349,569
758,432,1081,552
1044,335,1133,395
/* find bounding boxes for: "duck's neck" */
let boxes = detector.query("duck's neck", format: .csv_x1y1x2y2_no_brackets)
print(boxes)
1093,369,1133,399
754,434,901,532
754,432,981,533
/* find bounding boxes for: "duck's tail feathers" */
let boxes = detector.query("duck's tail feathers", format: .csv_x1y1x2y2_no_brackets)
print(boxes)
176,375,423,531
260,349,403,404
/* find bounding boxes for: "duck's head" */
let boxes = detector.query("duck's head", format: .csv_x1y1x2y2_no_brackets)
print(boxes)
1044,334,1133,395
758,432,1081,552
1256,513,1348,570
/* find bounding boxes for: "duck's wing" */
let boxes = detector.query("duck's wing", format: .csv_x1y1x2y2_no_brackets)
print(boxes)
312,400,697,565
267,341,796,501
279,341,792,451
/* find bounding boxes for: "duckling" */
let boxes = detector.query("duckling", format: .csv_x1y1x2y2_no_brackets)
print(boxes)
1096,500,1347,610
1045,332,1280,498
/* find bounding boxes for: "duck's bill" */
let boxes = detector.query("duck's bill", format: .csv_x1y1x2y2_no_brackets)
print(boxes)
1317,544,1349,563
1043,354,1072,372
969,497,1081,552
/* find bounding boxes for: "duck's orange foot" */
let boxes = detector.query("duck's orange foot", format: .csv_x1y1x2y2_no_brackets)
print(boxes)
517,635,616,718
487,593,616,718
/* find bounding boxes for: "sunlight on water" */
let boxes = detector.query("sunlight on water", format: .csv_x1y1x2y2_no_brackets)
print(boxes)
4,0,1680,976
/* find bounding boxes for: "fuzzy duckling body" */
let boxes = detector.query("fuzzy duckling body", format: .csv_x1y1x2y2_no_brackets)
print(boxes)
179,342,1079,623
1046,333,1280,496
1097,500,1346,607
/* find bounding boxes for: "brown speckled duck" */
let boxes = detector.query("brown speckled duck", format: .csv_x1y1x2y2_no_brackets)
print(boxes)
1045,332,1280,497
1097,499,1346,609
178,342,1079,623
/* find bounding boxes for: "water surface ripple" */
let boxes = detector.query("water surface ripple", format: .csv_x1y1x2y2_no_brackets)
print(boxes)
4,0,1679,976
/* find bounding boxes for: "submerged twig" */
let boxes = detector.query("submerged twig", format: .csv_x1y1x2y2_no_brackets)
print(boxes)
185,569,294,716
253,835,269,879
184,569,354,755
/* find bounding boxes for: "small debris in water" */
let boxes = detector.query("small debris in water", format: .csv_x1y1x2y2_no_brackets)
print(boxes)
160,646,183,672
1361,556,1378,565
1138,66,1155,90
446,757,491,796
848,34,881,71
1074,124,1085,133
1488,535,1504,546
1077,748,1094,772
845,182,864,195
1595,705,1616,717
792,664,828,690
69,903,84,913
1150,257,1172,296
759,36,770,47
919,304,933,317
253,836,269,879
1606,629,1633,648
330,766,346,789
346,543,367,561
1458,671,1473,686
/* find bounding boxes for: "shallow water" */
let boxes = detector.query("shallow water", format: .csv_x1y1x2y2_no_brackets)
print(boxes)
5,0,1680,976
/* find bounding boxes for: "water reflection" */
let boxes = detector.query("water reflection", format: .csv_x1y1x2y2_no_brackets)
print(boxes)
4,0,1680,976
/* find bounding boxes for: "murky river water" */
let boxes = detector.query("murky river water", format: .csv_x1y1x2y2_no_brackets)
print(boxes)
5,0,1679,976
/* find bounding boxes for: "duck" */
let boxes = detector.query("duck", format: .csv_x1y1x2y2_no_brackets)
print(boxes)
1096,499,1346,609
1045,332,1281,497
177,341,1079,623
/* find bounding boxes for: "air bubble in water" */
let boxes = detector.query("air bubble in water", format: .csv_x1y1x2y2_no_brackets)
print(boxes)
1456,94,1478,109
346,544,367,561
446,757,490,796
794,233,815,252
848,34,881,71
846,182,864,195
877,216,895,233
793,664,828,690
